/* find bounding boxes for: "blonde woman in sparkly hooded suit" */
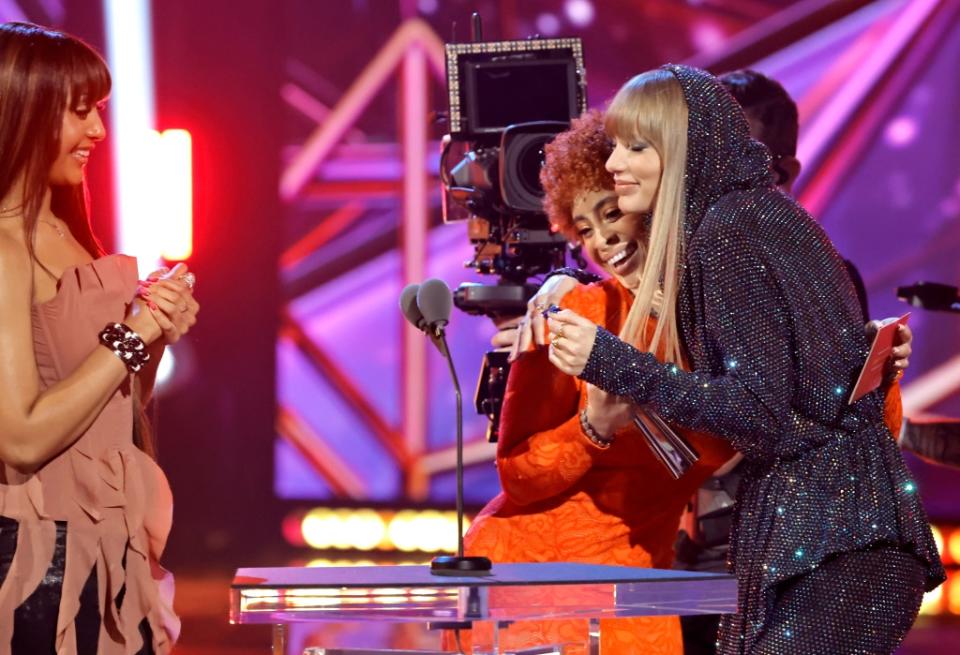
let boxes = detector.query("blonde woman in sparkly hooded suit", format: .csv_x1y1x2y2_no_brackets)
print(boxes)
546,65,944,654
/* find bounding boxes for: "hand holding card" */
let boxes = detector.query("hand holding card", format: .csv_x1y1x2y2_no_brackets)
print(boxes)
849,312,911,404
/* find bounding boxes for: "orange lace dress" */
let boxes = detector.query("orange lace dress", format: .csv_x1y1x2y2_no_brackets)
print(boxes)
450,279,735,654
0,254,178,655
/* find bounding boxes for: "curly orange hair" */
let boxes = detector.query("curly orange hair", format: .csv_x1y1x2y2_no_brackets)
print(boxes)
540,109,614,240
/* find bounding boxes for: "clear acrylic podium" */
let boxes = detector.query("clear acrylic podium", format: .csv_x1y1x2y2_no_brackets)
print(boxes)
230,562,736,654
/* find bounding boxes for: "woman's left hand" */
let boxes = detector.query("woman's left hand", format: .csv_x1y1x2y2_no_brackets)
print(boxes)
867,319,912,382
137,263,199,344
546,309,598,376
889,323,912,374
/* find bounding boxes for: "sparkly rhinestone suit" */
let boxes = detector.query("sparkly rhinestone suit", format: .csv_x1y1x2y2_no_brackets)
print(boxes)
578,65,945,654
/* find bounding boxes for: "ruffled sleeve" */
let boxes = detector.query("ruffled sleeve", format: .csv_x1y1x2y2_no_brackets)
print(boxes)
495,286,610,505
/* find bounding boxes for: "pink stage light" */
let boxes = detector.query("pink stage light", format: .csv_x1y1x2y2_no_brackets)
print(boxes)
692,21,725,53
535,13,562,37
115,129,193,269
564,0,595,28
417,0,438,15
884,115,918,148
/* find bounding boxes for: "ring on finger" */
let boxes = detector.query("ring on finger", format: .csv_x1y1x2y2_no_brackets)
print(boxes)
535,302,546,313
557,323,565,339
178,272,197,290
550,333,563,346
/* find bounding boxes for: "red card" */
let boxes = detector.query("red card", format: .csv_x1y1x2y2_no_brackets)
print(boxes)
848,313,910,404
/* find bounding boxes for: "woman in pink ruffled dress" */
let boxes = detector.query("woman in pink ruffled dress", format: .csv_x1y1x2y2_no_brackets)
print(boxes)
0,22,198,654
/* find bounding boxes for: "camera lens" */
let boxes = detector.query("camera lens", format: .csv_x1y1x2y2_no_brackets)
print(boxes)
501,132,556,212
516,138,548,196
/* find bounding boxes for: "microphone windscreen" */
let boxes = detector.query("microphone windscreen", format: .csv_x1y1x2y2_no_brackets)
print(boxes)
417,278,453,327
399,283,425,330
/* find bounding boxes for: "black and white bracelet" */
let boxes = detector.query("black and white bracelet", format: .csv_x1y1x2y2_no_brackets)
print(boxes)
99,322,150,373
579,408,614,449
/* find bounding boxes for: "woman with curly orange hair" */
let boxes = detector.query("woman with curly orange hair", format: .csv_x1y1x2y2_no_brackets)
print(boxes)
446,110,734,654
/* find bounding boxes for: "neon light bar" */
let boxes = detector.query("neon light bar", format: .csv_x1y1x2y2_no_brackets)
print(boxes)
103,0,157,273
157,129,193,261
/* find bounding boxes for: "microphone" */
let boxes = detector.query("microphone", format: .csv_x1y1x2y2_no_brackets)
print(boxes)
399,283,426,331
416,278,454,333
399,279,492,576
400,282,444,353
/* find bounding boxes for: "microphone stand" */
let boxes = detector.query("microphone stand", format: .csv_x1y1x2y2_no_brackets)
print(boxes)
429,324,492,576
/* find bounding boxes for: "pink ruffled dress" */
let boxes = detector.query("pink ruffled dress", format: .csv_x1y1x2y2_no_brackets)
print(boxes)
0,254,178,655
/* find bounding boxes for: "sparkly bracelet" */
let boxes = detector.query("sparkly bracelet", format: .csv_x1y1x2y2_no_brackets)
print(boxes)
99,322,150,373
579,408,614,449
544,267,602,286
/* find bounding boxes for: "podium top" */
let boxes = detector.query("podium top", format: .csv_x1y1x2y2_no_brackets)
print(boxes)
232,562,728,590
230,562,736,625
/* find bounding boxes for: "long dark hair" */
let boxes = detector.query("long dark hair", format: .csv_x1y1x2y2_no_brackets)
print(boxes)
0,22,156,459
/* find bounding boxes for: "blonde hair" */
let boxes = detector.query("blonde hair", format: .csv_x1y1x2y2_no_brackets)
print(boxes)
605,70,689,364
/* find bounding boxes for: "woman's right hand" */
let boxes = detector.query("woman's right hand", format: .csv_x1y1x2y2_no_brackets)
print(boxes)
125,298,164,345
508,274,580,361
584,383,634,438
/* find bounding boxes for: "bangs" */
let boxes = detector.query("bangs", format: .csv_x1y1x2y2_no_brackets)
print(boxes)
0,23,110,109
64,36,111,108
604,69,679,145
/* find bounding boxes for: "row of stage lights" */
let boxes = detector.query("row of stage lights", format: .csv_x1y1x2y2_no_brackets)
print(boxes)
285,509,960,564
284,509,960,617
284,508,470,554
920,525,960,616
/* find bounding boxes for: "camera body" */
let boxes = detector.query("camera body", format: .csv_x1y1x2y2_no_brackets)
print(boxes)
442,36,588,309
440,36,587,441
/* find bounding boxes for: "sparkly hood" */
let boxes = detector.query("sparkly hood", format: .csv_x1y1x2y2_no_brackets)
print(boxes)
662,64,773,241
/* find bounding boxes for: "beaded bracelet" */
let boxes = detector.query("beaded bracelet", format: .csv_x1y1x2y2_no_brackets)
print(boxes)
579,408,614,449
99,322,151,373
544,267,602,286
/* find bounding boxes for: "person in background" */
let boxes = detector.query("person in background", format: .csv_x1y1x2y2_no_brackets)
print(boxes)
0,22,197,654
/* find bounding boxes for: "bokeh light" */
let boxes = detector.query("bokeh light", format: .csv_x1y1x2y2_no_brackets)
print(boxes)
564,0,595,28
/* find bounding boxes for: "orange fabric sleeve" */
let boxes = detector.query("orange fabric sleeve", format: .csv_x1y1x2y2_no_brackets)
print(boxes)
496,287,611,506
496,346,599,505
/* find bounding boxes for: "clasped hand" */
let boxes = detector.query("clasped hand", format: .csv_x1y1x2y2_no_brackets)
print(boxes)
132,263,200,344
489,276,581,359
546,309,598,377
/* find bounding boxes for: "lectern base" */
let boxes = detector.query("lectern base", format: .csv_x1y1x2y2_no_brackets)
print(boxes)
430,555,493,576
